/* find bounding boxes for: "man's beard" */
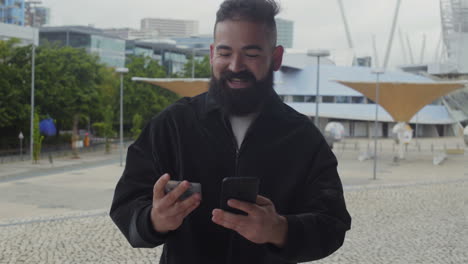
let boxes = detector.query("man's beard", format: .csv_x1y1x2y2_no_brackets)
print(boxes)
209,66,274,116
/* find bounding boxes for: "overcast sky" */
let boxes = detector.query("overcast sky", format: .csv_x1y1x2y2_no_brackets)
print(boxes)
40,0,443,68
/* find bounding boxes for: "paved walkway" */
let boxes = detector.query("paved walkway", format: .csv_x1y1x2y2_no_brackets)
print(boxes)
0,145,125,183
0,139,467,263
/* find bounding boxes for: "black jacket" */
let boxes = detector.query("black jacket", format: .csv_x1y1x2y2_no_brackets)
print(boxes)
110,91,351,264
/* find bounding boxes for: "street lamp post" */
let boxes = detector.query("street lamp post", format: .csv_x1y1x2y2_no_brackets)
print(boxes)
19,132,24,161
307,49,330,131
29,1,41,163
372,69,384,180
191,48,195,79
30,32,36,163
115,67,129,167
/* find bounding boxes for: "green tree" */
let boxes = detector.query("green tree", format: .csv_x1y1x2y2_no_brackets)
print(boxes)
92,105,114,154
124,55,179,126
33,112,44,163
0,42,184,150
181,55,211,78
34,45,103,134
0,39,32,136
131,113,143,140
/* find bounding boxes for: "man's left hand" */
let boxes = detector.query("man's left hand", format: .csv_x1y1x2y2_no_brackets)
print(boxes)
211,195,288,248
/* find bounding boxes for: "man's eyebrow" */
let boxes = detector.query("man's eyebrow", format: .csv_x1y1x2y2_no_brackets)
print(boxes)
215,45,263,51
216,45,232,51
242,45,263,51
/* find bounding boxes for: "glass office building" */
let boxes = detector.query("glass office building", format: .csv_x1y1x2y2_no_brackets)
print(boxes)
0,0,25,26
40,26,126,68
276,18,294,49
171,34,213,50
89,35,126,68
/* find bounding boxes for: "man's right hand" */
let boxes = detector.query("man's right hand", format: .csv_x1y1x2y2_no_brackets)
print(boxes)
150,173,202,233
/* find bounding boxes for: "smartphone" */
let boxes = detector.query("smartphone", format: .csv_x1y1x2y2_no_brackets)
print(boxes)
164,180,202,201
220,177,259,215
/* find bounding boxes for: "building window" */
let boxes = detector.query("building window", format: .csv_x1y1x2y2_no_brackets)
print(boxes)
336,96,350,103
305,96,316,103
293,95,305,102
351,96,365,104
322,96,335,103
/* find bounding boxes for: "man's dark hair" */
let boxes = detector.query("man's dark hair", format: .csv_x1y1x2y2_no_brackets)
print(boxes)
214,0,280,46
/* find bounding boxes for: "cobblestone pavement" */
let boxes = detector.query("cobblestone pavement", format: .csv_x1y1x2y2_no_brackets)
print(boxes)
0,140,466,263
1,180,466,264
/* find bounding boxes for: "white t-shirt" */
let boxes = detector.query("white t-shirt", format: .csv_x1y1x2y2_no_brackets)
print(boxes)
229,113,258,149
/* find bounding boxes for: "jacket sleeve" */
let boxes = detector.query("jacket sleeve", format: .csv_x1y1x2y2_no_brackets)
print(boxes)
109,111,177,248
269,136,352,262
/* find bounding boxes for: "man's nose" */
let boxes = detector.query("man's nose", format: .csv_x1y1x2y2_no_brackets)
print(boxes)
228,54,246,73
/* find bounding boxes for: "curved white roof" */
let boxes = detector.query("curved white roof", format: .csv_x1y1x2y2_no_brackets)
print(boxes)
273,64,460,124
287,103,453,125
274,64,434,96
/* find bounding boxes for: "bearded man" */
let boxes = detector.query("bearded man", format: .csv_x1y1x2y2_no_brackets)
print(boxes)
110,0,351,263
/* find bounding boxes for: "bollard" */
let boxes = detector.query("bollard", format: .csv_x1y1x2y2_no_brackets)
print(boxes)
48,153,54,165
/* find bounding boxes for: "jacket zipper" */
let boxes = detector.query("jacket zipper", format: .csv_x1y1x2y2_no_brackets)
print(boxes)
221,115,258,264
222,116,240,178
222,113,259,179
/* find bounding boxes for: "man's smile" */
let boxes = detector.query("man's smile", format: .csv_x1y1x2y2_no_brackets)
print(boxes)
227,78,253,89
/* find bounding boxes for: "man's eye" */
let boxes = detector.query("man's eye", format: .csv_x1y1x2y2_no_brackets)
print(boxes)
219,53,231,57
246,54,260,58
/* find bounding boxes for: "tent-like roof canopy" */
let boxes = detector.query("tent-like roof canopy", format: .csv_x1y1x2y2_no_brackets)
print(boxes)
132,77,466,123
132,78,209,97
336,81,465,122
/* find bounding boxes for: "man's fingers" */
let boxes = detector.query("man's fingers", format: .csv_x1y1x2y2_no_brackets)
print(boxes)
211,209,247,232
227,199,257,215
175,193,201,214
180,197,201,218
153,173,170,200
256,195,273,206
162,180,191,205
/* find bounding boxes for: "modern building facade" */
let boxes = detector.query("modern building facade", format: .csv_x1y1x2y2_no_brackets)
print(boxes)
126,39,191,75
0,21,38,45
140,18,198,38
171,34,213,53
276,18,293,48
275,53,468,138
0,0,25,26
102,28,159,40
24,4,50,27
39,26,126,68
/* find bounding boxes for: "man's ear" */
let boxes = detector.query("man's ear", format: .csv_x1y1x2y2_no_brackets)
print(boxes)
210,44,215,65
272,45,284,71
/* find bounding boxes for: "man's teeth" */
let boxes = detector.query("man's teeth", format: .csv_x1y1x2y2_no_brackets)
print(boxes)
232,78,246,82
